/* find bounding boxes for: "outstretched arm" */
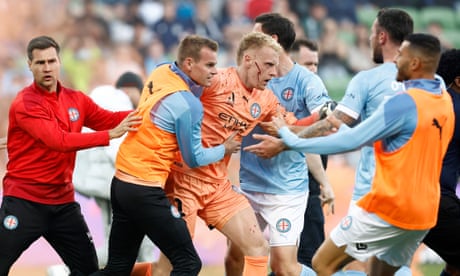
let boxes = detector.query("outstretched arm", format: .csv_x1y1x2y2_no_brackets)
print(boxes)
247,101,342,158
244,111,343,158
108,111,142,139
278,95,412,155
296,109,356,139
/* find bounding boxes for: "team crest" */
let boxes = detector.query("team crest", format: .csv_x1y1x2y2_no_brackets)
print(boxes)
250,103,261,118
3,215,18,230
68,108,80,122
281,87,294,101
170,205,181,218
276,218,291,233
340,216,352,230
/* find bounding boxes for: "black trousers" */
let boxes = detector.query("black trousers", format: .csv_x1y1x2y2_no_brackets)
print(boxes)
297,179,325,267
0,196,98,276
92,176,201,276
297,155,328,267
423,192,460,270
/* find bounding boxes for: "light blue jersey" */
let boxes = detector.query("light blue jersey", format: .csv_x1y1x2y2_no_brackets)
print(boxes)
280,79,442,160
150,62,225,168
336,62,404,200
240,64,330,194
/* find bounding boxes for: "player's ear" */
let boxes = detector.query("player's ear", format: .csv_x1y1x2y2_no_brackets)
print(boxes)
183,57,194,71
410,56,422,71
378,30,387,45
244,54,251,63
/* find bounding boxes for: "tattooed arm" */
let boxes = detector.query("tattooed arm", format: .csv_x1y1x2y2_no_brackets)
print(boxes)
296,109,357,138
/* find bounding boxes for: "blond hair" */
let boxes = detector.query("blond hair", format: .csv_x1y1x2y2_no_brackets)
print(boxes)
236,32,282,66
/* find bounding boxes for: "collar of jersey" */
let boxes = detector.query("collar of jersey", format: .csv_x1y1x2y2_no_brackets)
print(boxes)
170,62,203,97
404,78,442,95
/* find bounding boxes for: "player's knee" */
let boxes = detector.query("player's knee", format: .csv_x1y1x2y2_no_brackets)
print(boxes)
251,241,270,257
254,237,270,255
261,239,270,255
243,237,270,257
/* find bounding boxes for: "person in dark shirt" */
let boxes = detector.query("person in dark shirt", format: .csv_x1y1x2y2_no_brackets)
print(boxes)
423,48,460,276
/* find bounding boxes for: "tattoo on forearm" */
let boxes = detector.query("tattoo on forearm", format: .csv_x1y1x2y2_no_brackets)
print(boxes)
335,110,356,126
297,120,332,138
297,110,356,138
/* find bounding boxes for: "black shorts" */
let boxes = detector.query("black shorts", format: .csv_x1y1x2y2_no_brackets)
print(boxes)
0,196,98,276
423,193,460,269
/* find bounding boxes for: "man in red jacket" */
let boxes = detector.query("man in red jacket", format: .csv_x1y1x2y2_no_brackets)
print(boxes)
0,35,140,276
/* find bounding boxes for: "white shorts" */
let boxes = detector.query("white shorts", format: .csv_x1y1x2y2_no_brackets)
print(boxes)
330,202,428,267
240,189,308,247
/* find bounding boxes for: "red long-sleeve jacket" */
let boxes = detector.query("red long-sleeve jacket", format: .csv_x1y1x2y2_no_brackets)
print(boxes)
3,82,130,204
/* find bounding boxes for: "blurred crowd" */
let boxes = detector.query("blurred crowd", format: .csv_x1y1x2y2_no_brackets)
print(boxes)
1,0,460,179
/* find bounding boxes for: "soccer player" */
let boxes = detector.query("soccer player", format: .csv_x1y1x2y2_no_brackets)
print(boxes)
289,36,336,269
154,31,321,276
423,48,460,276
251,33,453,276
91,35,241,276
246,8,414,274
0,35,141,276
290,38,320,74
47,72,153,276
226,13,333,276
72,72,155,266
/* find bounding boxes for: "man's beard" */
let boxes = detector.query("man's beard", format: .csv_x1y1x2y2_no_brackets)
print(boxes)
373,46,384,64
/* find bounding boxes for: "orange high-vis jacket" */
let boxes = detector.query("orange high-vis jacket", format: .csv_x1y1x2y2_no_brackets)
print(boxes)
116,65,188,187
358,88,454,230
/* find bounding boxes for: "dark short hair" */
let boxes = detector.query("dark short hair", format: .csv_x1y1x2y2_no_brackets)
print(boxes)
376,8,414,44
405,33,441,72
437,49,460,86
290,39,319,53
405,33,441,55
254,13,296,51
27,36,60,61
